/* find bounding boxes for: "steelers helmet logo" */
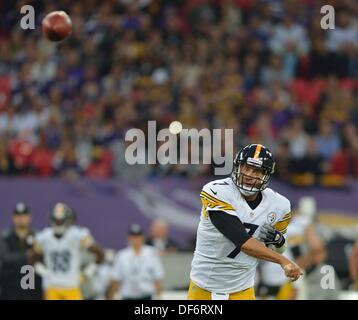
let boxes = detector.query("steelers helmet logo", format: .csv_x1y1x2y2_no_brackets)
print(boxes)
267,212,276,224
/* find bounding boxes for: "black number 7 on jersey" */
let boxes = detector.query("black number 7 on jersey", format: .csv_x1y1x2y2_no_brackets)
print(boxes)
227,223,258,258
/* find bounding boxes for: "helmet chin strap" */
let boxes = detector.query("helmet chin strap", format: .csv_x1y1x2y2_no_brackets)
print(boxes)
232,164,268,196
238,186,260,197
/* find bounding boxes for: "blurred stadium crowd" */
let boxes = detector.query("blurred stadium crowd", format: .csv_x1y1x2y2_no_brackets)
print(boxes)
0,0,357,185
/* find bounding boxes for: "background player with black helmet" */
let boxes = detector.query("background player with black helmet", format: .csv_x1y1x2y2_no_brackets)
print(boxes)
188,144,303,300
0,203,42,300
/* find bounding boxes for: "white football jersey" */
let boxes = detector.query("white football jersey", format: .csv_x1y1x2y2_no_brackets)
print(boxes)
190,177,291,293
111,245,164,299
35,226,94,288
285,214,311,246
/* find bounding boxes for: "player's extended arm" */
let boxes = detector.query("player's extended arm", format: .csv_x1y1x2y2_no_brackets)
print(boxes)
88,243,105,264
209,211,302,281
241,238,301,279
294,224,326,269
26,243,44,265
106,280,121,300
305,224,326,265
349,238,358,282
154,280,162,298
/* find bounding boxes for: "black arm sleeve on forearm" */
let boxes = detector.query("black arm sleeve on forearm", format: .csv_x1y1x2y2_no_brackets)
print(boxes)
208,210,251,249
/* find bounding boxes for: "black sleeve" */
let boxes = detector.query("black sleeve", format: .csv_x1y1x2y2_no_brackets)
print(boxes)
208,210,251,249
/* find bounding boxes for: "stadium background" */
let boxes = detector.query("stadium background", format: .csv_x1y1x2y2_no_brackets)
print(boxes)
0,0,357,299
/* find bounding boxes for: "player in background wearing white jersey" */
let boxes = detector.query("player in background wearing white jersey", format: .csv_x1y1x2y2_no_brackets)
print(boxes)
257,197,318,300
69,208,101,300
106,224,164,300
188,144,303,300
28,203,104,300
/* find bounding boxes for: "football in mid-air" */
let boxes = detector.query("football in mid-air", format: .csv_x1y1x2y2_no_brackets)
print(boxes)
42,11,72,42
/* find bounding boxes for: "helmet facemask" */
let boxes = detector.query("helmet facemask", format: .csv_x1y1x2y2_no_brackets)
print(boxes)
52,219,69,236
232,162,271,196
51,203,71,236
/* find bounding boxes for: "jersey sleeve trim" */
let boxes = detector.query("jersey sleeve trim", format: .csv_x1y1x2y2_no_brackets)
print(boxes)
200,191,235,212
273,212,292,234
81,235,94,249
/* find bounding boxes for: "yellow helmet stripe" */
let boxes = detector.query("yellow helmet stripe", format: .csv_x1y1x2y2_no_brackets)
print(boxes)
254,144,262,159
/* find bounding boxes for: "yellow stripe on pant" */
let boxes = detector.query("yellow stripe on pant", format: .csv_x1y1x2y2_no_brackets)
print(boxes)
187,280,255,300
45,287,83,300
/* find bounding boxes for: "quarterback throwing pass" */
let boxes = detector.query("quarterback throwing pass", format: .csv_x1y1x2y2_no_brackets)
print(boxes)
188,144,303,300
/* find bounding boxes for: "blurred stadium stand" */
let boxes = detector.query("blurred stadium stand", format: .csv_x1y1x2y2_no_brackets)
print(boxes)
0,0,357,185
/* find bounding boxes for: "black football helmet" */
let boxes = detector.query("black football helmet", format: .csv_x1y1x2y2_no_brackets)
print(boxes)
50,202,72,235
232,144,275,196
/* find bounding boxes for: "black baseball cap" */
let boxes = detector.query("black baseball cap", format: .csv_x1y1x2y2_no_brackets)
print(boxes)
13,202,30,215
128,224,144,236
